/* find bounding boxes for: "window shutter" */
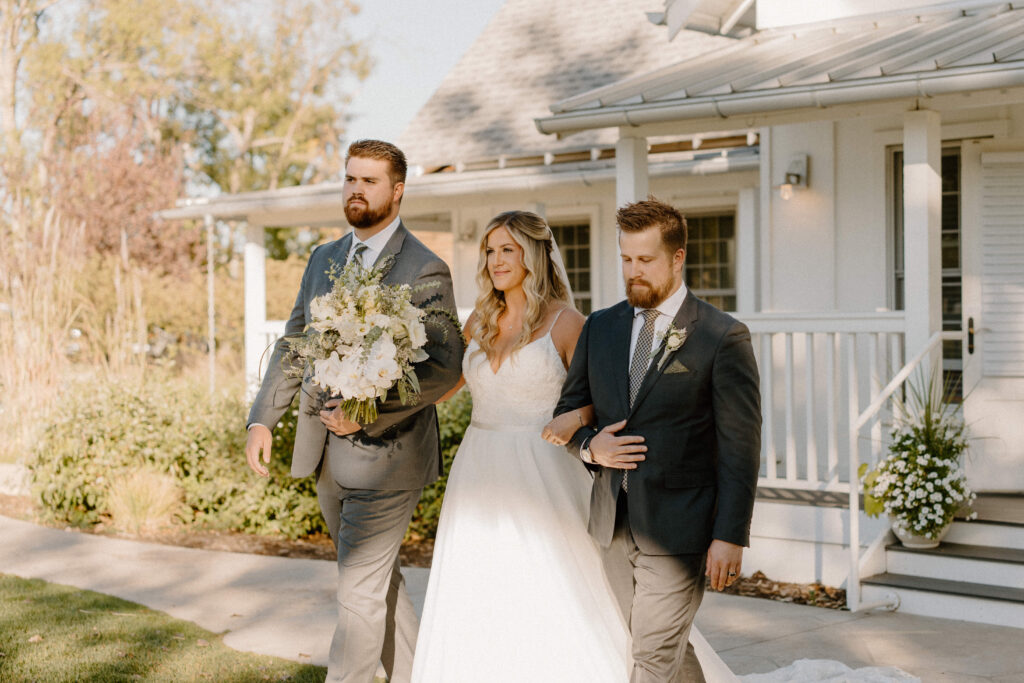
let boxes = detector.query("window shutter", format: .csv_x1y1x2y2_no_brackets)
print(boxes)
980,153,1024,377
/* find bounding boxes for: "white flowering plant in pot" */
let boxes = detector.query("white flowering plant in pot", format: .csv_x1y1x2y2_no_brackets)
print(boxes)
859,369,976,544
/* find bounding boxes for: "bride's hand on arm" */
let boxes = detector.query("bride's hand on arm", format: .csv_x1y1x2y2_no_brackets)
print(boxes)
542,405,595,446
435,312,476,404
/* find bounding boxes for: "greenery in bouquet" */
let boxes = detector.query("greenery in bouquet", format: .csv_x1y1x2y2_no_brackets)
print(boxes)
284,256,445,423
859,369,976,539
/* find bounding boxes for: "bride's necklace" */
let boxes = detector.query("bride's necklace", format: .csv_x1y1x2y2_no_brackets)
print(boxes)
499,311,523,336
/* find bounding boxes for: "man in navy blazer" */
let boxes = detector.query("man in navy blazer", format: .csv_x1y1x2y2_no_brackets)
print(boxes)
555,198,760,682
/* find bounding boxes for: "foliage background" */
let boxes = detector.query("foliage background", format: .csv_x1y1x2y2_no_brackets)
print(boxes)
28,372,471,541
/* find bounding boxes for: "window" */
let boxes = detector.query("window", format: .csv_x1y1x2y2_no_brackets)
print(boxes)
891,147,962,398
684,213,737,312
549,221,592,314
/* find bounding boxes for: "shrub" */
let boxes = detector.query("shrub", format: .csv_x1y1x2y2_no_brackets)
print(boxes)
29,372,473,542
29,372,327,538
106,468,183,534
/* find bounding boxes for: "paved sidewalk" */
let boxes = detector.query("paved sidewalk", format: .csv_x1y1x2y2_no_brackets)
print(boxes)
2,514,1022,682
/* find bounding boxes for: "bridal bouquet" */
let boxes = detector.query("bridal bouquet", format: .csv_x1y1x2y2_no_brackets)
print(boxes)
284,257,436,424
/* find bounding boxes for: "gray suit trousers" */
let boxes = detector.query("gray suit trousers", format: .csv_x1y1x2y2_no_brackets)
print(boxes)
604,494,707,683
318,470,421,683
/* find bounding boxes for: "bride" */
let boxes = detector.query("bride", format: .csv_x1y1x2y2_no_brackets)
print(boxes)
410,211,730,682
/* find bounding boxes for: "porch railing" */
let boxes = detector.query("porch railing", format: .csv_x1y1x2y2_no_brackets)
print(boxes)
844,330,960,611
746,312,906,492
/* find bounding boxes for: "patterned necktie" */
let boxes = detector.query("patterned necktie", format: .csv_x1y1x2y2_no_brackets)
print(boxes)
629,309,660,407
352,242,369,267
624,309,659,492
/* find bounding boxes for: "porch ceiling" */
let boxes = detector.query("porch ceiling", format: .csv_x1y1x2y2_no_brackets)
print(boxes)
536,3,1024,136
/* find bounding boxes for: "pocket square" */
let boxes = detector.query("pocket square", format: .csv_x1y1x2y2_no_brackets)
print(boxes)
664,359,689,374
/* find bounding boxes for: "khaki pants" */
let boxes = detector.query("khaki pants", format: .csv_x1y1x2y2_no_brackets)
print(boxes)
603,493,708,683
318,467,421,683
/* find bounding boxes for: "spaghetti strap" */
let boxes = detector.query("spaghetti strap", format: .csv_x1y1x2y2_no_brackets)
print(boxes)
542,306,568,337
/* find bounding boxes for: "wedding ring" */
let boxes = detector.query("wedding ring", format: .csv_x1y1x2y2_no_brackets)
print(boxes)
727,571,737,577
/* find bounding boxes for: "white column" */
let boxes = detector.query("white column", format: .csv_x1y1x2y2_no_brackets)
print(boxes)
615,132,649,207
615,133,649,302
205,214,216,397
244,221,267,390
902,110,942,357
757,127,774,310
736,187,758,313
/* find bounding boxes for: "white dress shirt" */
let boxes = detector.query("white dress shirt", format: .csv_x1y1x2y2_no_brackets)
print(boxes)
348,216,402,267
628,281,689,368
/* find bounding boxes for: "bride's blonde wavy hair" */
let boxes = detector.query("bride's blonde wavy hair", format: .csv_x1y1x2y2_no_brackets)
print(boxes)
472,211,572,360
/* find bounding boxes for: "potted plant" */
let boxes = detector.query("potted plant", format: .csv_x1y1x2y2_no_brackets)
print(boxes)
859,369,976,549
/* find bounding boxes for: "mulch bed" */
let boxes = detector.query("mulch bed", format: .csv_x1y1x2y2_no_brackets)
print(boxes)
0,493,845,609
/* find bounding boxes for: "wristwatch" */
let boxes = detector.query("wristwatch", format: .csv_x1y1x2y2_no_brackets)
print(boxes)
579,434,595,464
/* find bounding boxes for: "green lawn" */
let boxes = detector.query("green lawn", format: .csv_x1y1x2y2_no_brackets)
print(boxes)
0,573,327,682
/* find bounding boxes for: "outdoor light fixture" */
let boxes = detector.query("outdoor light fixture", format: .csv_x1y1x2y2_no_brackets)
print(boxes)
777,154,808,200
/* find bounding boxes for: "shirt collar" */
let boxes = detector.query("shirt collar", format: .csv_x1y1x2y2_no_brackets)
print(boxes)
634,281,688,320
352,216,402,254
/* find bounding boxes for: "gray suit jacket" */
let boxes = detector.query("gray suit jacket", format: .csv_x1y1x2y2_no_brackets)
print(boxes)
555,292,761,555
248,223,463,491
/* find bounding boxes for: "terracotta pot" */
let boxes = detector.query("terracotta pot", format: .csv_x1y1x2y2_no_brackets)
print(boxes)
891,521,950,549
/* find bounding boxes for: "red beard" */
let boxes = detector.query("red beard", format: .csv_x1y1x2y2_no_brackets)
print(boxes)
344,195,394,228
626,277,674,308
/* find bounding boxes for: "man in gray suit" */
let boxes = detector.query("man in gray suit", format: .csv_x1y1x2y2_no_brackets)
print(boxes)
555,198,760,682
245,140,462,683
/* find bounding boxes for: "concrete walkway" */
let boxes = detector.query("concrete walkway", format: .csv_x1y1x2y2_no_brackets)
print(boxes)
1,514,1022,682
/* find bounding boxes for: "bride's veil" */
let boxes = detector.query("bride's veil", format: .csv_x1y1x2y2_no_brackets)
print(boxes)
547,232,576,311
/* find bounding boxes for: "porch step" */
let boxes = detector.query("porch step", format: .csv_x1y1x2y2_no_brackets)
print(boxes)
962,492,1024,526
944,520,1024,550
861,573,1024,629
884,542,1024,587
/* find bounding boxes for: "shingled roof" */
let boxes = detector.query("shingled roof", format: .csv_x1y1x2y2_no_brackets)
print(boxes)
397,0,731,169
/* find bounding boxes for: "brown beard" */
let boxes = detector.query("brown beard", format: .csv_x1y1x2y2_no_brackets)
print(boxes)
626,277,674,308
344,195,394,228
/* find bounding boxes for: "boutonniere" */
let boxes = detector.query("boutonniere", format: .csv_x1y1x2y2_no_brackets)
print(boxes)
652,323,688,371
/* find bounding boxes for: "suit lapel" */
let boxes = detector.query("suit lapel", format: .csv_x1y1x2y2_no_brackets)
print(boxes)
606,303,634,418
336,232,354,267
376,222,409,283
628,290,700,418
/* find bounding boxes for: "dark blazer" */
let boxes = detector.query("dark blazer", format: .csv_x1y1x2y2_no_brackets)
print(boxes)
555,291,760,556
248,223,463,490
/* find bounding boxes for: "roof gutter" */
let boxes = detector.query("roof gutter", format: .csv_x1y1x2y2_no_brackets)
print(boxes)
158,151,759,221
535,62,1024,136
403,150,758,198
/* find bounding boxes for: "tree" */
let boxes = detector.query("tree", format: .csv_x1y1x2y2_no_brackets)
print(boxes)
187,0,370,194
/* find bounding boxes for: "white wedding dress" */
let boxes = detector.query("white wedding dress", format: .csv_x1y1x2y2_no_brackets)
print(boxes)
411,326,733,682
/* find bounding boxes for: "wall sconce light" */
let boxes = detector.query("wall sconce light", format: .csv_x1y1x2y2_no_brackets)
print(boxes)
456,219,477,243
777,154,808,200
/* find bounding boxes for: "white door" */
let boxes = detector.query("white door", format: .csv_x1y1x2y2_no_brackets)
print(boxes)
960,140,1024,492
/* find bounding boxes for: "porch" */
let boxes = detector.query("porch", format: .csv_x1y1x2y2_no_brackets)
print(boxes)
533,1,1024,625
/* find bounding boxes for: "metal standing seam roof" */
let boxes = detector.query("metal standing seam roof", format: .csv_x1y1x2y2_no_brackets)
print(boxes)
536,3,1024,135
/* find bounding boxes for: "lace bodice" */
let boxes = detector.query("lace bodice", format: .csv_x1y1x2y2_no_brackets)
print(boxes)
463,333,567,429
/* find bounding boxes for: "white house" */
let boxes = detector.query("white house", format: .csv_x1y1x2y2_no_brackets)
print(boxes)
162,0,1024,627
